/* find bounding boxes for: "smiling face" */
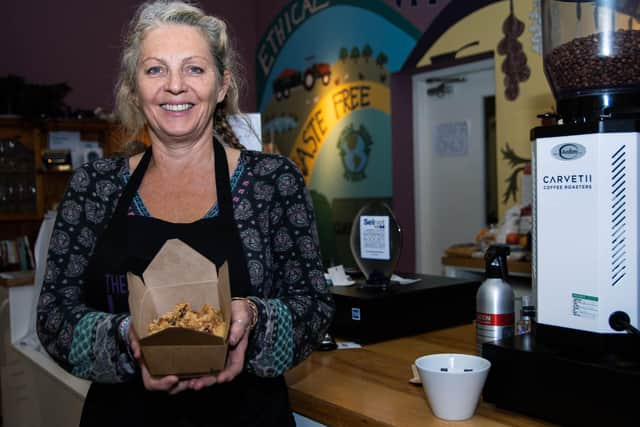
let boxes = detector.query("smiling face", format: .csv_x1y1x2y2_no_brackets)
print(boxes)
136,24,228,144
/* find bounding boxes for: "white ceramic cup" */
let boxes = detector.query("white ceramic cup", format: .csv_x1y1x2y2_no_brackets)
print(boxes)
414,353,491,421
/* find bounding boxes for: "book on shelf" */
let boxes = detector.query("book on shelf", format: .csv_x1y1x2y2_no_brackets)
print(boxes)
0,235,35,272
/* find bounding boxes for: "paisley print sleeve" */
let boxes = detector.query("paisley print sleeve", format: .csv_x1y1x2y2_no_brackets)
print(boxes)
242,155,335,377
36,158,137,382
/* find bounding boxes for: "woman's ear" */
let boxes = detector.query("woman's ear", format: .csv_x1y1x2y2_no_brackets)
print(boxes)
216,71,231,103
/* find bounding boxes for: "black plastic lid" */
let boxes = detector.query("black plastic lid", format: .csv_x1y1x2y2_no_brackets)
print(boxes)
522,305,536,318
485,244,510,279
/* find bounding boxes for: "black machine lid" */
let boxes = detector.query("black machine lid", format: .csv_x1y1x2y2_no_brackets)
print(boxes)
531,117,640,139
554,91,640,126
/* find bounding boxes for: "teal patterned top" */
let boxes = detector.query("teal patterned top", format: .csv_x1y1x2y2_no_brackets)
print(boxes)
37,148,335,382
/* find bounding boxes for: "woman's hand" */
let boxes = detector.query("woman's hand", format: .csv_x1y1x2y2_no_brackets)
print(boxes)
184,330,249,390
215,308,250,383
187,298,254,388
129,325,184,394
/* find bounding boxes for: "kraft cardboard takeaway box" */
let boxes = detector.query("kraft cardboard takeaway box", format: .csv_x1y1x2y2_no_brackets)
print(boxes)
127,238,231,377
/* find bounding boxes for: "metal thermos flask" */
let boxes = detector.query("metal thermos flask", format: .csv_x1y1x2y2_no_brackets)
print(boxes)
476,244,515,355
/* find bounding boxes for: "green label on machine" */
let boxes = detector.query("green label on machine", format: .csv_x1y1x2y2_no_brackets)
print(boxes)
571,293,598,319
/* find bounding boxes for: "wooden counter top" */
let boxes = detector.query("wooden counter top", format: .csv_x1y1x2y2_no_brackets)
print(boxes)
286,324,554,427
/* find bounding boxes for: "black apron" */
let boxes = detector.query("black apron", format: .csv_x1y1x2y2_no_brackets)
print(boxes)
79,140,295,427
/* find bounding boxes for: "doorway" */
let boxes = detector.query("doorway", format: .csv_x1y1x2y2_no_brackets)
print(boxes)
412,58,495,274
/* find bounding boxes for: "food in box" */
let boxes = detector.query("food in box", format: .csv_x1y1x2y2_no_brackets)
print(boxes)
127,239,231,377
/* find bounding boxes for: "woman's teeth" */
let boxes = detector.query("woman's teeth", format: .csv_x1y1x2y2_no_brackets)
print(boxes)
161,103,193,112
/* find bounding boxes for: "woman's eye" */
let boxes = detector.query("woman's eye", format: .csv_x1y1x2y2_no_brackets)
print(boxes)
146,66,163,75
187,66,205,74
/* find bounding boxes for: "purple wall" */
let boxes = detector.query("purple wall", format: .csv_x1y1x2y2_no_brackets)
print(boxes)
1,0,260,112
1,0,449,113
2,0,461,273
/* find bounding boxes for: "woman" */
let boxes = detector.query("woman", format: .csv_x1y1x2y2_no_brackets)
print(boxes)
36,1,335,426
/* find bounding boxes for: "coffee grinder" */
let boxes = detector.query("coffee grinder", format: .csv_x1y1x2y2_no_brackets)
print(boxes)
482,2,640,426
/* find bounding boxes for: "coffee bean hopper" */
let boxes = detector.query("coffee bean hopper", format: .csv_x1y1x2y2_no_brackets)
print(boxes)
482,2,640,426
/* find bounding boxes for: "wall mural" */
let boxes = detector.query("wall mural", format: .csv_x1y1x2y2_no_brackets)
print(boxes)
498,0,531,100
498,0,533,204
501,143,530,203
256,0,419,266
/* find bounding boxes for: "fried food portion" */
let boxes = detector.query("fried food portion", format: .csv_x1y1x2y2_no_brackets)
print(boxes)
148,303,226,338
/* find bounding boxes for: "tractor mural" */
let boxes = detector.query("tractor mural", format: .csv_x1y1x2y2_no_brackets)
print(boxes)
303,63,331,89
272,62,331,100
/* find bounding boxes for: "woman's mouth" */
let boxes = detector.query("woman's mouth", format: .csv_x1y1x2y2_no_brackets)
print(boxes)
160,103,194,112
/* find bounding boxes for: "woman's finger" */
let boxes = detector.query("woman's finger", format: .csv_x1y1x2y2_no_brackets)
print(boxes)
140,359,179,391
128,325,141,359
187,375,217,390
228,299,252,346
216,331,249,383
228,318,249,346
168,379,191,395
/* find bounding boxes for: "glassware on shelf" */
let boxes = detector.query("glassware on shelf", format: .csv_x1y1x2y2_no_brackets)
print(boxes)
349,201,402,289
0,137,36,215
0,140,5,171
6,181,16,211
0,181,7,212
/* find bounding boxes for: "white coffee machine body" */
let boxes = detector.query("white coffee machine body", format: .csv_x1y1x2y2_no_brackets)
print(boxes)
533,131,639,334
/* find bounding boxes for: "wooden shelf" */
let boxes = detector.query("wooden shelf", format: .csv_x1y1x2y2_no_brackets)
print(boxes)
442,255,531,275
37,169,73,175
0,213,41,222
0,270,34,287
0,117,119,240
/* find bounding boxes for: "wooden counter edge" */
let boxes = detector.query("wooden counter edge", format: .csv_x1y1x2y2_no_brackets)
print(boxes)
289,388,393,427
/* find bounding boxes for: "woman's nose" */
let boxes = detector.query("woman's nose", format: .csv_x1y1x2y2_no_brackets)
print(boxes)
166,71,186,94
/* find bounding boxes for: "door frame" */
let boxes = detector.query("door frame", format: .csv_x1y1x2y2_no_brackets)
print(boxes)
411,56,495,274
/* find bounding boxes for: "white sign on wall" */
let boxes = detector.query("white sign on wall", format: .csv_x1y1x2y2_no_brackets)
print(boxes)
433,121,469,157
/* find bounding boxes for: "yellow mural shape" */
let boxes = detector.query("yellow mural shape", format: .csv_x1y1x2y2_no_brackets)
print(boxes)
291,81,390,184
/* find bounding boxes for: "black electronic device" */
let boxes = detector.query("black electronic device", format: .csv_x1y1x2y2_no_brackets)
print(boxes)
483,333,640,427
41,148,72,171
329,274,480,344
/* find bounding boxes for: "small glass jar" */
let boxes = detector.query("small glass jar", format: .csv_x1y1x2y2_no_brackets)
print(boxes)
516,294,536,335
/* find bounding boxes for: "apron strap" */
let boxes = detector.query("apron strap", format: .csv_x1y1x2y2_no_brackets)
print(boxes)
213,137,251,297
213,138,234,222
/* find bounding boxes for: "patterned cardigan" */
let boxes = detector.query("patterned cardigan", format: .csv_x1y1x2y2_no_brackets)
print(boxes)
36,149,335,383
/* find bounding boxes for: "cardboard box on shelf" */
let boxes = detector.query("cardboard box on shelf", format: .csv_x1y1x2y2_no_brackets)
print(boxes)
127,239,231,377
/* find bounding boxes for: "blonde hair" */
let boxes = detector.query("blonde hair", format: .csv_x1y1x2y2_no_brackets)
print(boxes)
114,0,244,149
